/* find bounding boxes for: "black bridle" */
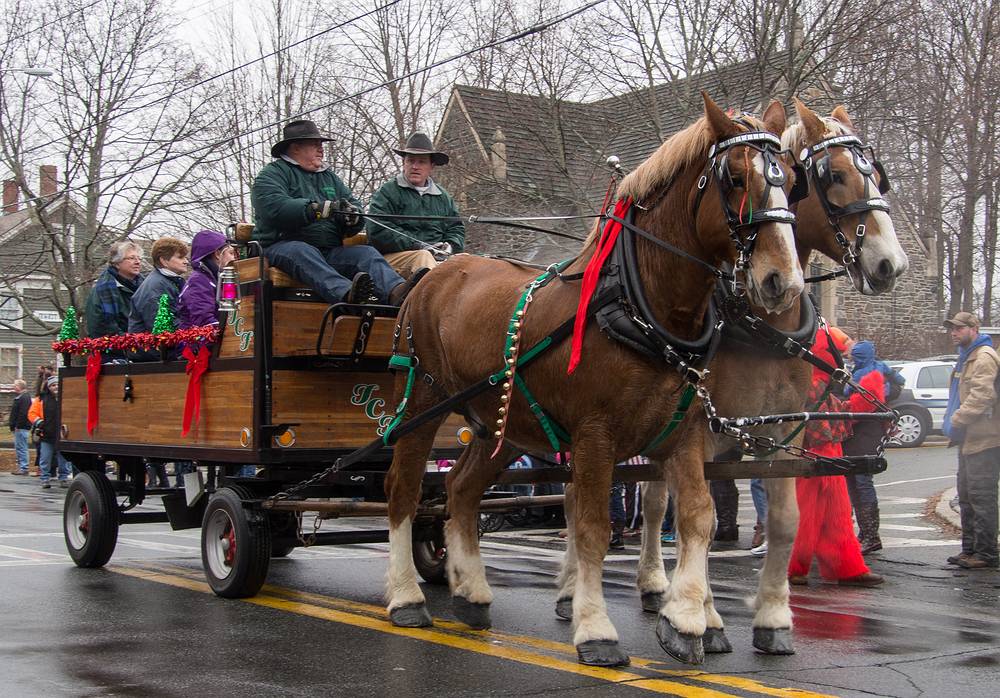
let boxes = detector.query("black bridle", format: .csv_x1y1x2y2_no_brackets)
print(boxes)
798,134,891,269
691,130,797,292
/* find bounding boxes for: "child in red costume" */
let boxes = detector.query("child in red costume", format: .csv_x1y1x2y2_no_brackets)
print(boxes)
788,327,885,587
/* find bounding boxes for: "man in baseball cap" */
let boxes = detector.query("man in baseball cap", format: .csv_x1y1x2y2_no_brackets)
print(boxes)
942,310,1000,569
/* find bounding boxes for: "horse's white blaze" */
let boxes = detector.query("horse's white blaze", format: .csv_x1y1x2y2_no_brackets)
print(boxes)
750,153,804,312
386,517,425,610
860,209,909,279
445,523,493,604
636,480,669,598
572,554,619,645
752,478,797,630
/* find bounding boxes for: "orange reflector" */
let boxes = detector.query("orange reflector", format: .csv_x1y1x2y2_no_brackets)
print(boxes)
457,427,473,446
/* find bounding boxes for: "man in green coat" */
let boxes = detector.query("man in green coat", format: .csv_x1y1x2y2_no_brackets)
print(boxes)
366,132,465,279
251,120,417,305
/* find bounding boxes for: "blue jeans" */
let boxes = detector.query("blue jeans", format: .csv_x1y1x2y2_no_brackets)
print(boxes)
264,241,404,304
13,429,29,472
609,481,626,526
750,478,768,523
174,461,196,488
845,473,878,509
39,441,72,483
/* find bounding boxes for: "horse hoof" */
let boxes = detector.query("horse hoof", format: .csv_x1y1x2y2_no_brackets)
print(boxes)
576,639,630,667
390,603,432,628
640,591,664,614
656,616,705,665
555,597,573,621
453,596,491,630
703,627,733,654
752,627,795,655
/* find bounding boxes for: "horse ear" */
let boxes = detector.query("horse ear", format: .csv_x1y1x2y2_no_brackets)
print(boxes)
831,104,856,131
762,100,787,136
702,91,738,139
793,97,826,142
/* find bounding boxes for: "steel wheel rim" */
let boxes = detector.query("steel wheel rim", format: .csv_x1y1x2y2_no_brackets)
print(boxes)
896,414,921,443
64,490,89,550
205,508,237,580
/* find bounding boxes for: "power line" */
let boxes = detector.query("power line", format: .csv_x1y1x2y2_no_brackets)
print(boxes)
16,0,607,207
20,0,403,158
2,0,105,44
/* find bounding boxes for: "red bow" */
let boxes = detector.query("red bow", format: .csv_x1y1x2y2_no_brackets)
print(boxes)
567,197,632,374
85,352,102,434
181,345,211,436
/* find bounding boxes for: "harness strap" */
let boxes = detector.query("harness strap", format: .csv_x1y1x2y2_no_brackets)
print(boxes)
641,384,697,456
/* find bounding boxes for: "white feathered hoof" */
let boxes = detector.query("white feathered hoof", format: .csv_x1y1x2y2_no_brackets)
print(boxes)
453,596,491,630
753,627,795,655
656,615,705,665
390,603,433,628
555,597,573,621
702,627,733,654
576,639,630,667
640,591,664,614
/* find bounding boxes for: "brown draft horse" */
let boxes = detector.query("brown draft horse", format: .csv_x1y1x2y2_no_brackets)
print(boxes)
620,99,908,657
382,94,802,668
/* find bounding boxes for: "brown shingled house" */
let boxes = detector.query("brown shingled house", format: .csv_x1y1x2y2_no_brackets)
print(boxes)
433,60,942,358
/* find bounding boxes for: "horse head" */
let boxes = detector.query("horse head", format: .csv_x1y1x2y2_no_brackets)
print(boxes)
785,99,908,295
697,95,804,314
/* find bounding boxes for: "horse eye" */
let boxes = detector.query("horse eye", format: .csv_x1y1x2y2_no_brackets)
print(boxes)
831,171,844,185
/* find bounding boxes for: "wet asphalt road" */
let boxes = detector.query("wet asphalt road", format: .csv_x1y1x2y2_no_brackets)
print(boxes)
2,445,1000,697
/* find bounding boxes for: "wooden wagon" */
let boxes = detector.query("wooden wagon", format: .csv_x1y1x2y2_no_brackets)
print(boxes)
57,229,887,598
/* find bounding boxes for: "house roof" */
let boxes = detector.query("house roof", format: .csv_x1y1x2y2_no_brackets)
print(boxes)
439,56,799,207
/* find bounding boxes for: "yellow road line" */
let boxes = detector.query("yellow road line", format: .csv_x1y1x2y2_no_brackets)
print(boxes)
111,562,836,698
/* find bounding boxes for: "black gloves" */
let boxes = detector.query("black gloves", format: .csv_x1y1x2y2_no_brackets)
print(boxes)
310,199,364,234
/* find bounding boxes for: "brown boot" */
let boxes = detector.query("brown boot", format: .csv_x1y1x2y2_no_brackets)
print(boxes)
388,267,430,306
838,572,884,587
947,551,973,565
750,522,765,549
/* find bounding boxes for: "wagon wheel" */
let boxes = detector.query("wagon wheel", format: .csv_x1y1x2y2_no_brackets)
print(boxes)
63,471,120,568
201,486,271,598
412,520,448,585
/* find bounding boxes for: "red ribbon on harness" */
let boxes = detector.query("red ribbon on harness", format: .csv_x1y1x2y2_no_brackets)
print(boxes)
567,197,632,374
181,345,210,437
85,351,102,435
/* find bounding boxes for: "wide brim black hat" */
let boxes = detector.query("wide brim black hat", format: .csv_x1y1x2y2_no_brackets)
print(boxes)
392,132,449,166
271,119,333,158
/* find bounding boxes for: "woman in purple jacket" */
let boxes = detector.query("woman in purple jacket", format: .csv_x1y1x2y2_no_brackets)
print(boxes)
178,230,237,329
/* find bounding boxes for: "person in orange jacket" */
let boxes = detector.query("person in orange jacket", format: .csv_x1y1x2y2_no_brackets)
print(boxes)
787,327,885,587
29,376,73,489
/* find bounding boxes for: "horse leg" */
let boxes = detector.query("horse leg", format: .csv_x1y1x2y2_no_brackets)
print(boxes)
555,482,577,621
444,439,512,630
656,442,712,665
570,434,629,667
637,479,670,614
385,416,445,628
751,477,798,655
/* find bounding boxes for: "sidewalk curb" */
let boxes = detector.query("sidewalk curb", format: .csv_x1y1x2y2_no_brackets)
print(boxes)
934,487,961,529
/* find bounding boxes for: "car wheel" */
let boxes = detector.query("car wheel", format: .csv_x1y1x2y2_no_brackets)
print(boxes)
893,407,929,448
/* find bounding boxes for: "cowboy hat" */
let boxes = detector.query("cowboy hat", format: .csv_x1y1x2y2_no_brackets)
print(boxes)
271,120,333,158
393,132,449,166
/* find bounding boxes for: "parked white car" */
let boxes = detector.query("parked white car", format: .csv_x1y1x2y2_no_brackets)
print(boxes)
886,360,955,447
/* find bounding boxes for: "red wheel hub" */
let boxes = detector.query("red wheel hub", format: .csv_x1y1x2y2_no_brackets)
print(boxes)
79,503,90,534
222,524,236,566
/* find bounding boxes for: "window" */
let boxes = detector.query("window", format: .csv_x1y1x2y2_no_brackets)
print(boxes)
0,344,21,388
0,296,21,329
916,365,953,389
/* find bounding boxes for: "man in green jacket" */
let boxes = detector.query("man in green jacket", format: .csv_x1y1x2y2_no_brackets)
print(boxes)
251,120,417,305
367,132,465,279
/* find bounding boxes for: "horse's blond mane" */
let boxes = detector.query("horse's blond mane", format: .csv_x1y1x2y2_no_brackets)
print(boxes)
616,117,715,204
781,116,855,153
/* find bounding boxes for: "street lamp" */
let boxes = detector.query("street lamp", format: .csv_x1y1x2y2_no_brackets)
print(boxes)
0,67,54,77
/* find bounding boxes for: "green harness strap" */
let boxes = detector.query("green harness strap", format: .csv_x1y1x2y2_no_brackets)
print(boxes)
640,384,697,456
383,354,417,445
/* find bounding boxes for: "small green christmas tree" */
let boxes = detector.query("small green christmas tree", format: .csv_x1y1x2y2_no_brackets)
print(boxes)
58,307,79,340
152,294,176,335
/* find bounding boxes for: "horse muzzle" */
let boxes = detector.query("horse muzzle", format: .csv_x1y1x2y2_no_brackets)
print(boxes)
748,268,804,315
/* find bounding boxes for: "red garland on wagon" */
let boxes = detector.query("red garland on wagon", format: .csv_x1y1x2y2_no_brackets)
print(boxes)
51,326,220,355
